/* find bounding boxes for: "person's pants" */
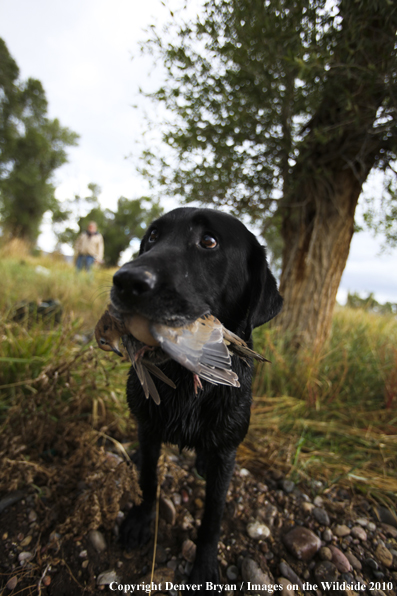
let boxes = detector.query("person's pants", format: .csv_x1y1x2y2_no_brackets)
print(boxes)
76,254,95,271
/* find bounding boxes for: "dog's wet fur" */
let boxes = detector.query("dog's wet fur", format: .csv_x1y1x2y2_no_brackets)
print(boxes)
111,207,283,590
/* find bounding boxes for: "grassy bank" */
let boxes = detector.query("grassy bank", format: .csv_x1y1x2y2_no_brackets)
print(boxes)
1,253,396,507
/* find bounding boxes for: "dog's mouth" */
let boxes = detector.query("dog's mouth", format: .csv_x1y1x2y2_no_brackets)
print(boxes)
110,300,201,365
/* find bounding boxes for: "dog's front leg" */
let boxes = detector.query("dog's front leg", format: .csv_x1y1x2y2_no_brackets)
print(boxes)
189,448,236,589
120,427,161,549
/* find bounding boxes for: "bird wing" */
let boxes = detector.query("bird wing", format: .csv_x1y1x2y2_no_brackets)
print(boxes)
134,359,161,405
222,327,269,363
151,315,240,387
122,335,161,404
141,360,176,389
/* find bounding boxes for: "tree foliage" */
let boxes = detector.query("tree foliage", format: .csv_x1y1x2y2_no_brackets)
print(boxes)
140,0,397,234
0,38,78,243
346,291,397,315
55,185,162,266
138,0,397,349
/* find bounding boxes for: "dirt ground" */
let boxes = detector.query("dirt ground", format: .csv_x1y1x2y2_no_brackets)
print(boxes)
1,426,397,596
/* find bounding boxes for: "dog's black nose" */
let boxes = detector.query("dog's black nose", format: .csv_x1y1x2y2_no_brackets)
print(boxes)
113,267,157,296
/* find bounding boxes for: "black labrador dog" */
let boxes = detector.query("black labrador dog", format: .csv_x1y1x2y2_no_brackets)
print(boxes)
110,207,282,588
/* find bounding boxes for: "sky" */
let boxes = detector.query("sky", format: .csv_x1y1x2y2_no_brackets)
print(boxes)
0,0,396,304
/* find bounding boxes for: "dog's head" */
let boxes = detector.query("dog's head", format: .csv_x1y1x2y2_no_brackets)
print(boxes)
111,207,282,337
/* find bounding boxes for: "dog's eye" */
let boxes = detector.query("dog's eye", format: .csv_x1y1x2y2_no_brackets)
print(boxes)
200,234,217,249
148,229,159,243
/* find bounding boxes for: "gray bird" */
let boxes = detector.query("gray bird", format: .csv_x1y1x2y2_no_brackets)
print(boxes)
96,308,268,402
122,312,269,389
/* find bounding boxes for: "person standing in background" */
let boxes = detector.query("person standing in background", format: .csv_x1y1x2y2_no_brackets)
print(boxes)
74,221,104,272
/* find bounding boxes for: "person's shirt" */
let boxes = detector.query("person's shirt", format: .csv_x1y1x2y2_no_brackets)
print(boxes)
74,231,104,262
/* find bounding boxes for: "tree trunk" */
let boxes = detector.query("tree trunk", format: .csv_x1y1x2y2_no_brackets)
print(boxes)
276,0,397,352
278,170,363,351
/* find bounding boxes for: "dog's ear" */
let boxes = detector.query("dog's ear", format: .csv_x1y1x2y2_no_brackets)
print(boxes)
247,244,283,330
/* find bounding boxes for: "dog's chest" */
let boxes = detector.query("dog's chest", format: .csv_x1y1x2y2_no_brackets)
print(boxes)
127,362,251,452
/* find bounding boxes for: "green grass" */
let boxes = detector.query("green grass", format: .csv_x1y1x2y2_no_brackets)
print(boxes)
0,252,396,506
250,307,397,504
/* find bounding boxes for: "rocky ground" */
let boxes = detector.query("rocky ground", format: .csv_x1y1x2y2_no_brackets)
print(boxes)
1,445,396,596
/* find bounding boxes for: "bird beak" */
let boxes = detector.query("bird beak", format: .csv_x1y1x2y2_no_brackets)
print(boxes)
111,346,123,357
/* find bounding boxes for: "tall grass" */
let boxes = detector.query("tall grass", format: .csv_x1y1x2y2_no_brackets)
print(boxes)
1,252,396,504
250,307,397,503
253,306,397,411
0,254,131,453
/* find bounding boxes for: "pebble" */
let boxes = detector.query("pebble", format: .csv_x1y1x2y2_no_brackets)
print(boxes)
240,468,250,477
172,493,182,506
6,576,18,590
97,570,119,586
226,565,239,581
328,545,352,573
272,469,284,480
334,524,351,537
281,479,295,493
167,558,178,571
278,561,304,591
182,539,196,562
82,560,89,569
376,506,397,528
313,496,323,507
283,527,321,561
42,576,51,586
247,521,271,540
18,552,34,564
319,547,333,561
364,557,378,571
302,502,314,513
88,530,107,553
313,507,330,526
79,550,88,558
181,489,189,503
367,521,376,532
355,517,368,527
241,557,272,594
20,535,33,547
381,523,397,538
263,504,278,526
322,528,333,542
181,511,194,530
375,543,393,568
28,510,38,523
160,497,176,526
345,552,362,570
314,561,339,583
340,572,354,584
278,577,296,596
351,525,367,541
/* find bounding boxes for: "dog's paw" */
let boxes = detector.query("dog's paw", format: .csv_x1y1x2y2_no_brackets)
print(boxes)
119,505,152,549
189,559,220,593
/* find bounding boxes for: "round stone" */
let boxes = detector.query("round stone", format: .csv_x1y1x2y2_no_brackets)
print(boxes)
283,526,321,561
334,524,351,537
313,507,330,526
247,521,271,540
351,525,367,541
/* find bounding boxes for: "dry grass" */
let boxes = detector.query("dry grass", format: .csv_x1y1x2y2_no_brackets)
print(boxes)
0,253,396,511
